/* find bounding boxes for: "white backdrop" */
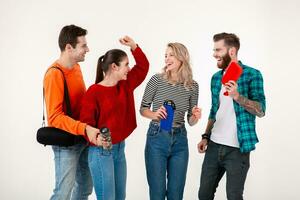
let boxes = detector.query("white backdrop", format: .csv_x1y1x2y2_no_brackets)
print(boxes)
1,0,299,199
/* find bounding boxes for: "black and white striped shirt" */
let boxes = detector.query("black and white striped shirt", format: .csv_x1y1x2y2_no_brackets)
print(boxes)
140,74,199,126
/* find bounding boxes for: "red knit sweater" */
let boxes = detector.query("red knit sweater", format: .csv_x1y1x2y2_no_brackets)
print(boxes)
80,46,149,144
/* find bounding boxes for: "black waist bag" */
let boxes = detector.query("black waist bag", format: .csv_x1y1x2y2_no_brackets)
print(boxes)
36,67,85,147
37,127,85,146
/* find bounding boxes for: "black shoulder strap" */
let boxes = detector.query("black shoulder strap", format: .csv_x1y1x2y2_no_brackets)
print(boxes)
42,66,72,126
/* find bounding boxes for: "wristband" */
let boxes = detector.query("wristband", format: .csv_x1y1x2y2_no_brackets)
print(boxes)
201,133,210,141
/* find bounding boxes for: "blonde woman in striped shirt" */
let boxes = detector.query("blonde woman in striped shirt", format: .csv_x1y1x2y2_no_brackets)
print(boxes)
140,43,202,200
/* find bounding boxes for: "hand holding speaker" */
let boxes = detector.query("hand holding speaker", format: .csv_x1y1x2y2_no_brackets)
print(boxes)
221,61,243,96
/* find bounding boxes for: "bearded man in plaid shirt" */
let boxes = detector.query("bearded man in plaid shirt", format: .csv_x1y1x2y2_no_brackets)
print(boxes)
197,32,266,200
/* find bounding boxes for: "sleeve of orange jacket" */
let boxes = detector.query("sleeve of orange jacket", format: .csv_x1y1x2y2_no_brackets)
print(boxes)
44,68,86,135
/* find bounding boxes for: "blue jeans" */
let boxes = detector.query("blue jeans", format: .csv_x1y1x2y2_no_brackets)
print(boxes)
198,141,250,200
50,141,93,200
145,122,189,200
88,142,127,200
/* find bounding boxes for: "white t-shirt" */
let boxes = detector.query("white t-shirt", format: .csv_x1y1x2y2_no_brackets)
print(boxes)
210,85,239,148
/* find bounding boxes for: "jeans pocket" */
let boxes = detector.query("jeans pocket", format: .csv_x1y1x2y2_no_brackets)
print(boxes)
147,124,160,137
179,128,187,137
241,152,250,169
101,148,112,156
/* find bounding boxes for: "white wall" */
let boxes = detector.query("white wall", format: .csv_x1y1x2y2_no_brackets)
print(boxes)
0,0,299,199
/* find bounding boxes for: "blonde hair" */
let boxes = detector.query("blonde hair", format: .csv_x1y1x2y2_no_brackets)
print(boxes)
162,42,194,88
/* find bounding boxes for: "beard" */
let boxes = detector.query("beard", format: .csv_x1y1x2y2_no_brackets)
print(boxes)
217,52,231,69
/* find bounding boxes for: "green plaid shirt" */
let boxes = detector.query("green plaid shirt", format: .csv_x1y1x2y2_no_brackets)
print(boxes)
209,61,266,153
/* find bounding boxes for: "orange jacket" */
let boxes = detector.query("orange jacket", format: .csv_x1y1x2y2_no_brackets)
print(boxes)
43,62,86,135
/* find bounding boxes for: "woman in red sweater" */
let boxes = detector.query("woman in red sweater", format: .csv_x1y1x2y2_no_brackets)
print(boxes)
80,36,149,200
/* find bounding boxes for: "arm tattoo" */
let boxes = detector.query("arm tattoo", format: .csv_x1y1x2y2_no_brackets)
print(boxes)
235,95,265,117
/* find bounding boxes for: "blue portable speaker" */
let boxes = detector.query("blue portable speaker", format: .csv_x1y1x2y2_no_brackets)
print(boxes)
160,100,176,131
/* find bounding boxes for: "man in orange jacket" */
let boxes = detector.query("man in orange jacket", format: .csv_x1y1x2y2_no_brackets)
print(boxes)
44,24,101,200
